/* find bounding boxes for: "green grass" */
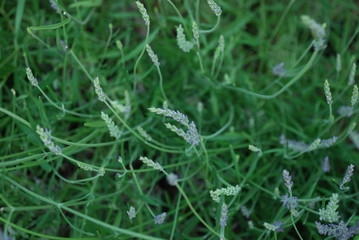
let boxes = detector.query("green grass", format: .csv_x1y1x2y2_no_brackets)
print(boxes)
1,0,359,239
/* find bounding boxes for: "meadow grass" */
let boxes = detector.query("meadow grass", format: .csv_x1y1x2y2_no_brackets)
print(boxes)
0,0,359,239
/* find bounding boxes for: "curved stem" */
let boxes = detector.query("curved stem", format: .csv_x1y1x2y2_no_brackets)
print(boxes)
223,49,319,99
156,66,169,103
174,182,221,238
37,87,94,118
133,24,150,90
105,102,183,153
199,16,220,34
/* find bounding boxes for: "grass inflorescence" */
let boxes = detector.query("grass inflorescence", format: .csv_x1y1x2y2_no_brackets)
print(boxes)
0,0,359,239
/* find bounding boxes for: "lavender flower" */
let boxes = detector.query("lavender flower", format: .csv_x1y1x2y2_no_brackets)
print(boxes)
101,112,122,139
166,173,178,186
214,35,225,59
192,21,199,43
272,62,286,77
154,212,166,224
210,185,241,203
135,1,150,26
207,0,222,16
139,156,164,172
93,77,106,102
324,79,333,105
127,206,136,221
316,220,359,240
36,125,62,155
338,106,353,118
248,145,262,155
319,193,340,223
176,25,194,52
280,135,308,152
26,67,38,87
219,203,228,227
149,107,189,126
280,193,298,210
351,85,358,107
145,44,160,66
301,15,326,50
340,164,355,190
318,136,337,148
241,206,251,219
348,63,356,86
322,156,331,173
149,107,200,146
49,0,61,14
282,170,293,192
264,221,284,232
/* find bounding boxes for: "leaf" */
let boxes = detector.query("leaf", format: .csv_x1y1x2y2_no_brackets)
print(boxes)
69,0,102,8
29,17,71,31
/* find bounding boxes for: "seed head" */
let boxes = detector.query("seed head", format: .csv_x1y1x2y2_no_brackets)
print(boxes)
207,0,222,16
135,1,150,26
145,44,160,66
26,67,38,87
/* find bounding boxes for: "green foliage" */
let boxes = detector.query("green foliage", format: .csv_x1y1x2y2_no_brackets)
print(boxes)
0,0,359,239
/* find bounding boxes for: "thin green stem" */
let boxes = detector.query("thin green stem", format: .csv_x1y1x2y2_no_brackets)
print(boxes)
199,16,220,34
223,49,319,99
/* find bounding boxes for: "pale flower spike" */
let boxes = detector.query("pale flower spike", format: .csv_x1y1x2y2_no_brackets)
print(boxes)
26,67,39,87
166,173,178,186
319,193,340,223
210,185,241,202
139,156,164,172
93,77,106,102
219,203,228,227
149,107,200,146
36,125,62,155
192,21,199,43
351,85,358,107
49,0,61,14
207,0,222,16
248,145,261,153
214,35,225,59
301,15,326,50
348,63,356,85
145,44,160,66
176,25,194,52
339,164,355,190
127,206,137,221
135,1,150,26
101,112,122,139
324,79,333,105
154,212,166,224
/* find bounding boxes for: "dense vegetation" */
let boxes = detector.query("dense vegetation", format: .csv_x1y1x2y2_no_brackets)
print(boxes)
0,0,359,239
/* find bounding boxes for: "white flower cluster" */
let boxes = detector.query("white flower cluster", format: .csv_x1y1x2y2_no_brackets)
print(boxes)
101,112,122,139
214,35,225,59
26,67,38,87
324,79,333,105
301,15,326,50
145,44,160,66
176,25,194,52
135,1,150,26
139,156,164,172
319,193,340,223
149,107,200,146
93,77,106,102
36,125,61,155
207,0,222,16
210,185,241,202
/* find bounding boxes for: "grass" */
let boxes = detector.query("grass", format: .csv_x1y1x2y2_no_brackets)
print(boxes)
0,0,359,239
